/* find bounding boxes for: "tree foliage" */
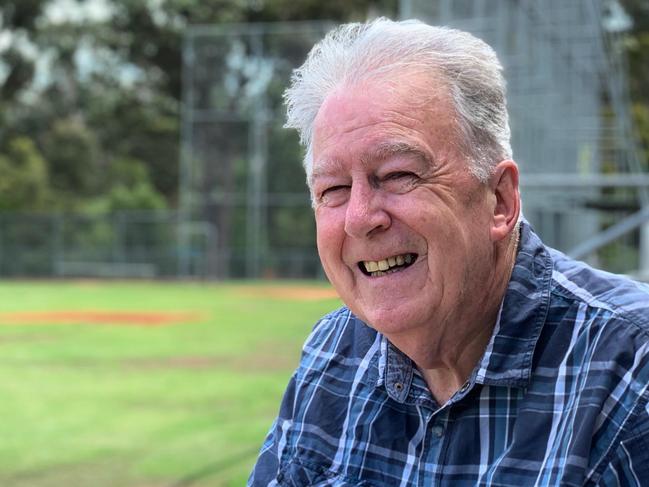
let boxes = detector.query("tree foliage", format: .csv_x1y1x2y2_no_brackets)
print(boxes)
0,136,49,210
0,0,397,214
621,0,649,169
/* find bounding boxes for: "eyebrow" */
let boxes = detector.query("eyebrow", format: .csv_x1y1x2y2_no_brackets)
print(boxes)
310,141,432,184
365,141,432,168
310,158,347,184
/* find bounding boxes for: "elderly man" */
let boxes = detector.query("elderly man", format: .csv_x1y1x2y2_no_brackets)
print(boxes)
249,18,649,486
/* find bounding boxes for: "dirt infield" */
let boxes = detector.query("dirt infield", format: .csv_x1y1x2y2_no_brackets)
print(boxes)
0,310,203,326
233,285,339,301
0,285,339,326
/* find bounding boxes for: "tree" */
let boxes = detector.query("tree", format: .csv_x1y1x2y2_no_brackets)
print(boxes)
101,157,167,212
0,0,48,101
0,136,49,210
0,0,398,214
41,116,100,197
620,0,649,169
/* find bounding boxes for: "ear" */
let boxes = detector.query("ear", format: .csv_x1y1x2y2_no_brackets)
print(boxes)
489,160,520,242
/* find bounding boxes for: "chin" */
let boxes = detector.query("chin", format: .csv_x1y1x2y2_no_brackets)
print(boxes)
351,304,421,336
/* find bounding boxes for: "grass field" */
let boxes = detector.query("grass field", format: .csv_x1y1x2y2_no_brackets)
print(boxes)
0,280,341,487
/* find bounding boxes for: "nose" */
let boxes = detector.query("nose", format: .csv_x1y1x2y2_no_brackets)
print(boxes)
344,181,391,238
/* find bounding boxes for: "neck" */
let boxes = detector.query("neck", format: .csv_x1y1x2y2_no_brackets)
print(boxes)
389,230,520,405
418,320,496,404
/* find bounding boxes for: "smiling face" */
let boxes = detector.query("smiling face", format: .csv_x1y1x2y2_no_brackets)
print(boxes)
311,77,508,345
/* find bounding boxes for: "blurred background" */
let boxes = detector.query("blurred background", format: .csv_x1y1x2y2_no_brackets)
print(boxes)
0,0,648,280
0,1,648,486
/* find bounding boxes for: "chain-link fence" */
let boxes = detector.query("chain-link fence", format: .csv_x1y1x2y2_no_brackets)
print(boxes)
179,22,331,279
3,5,647,280
0,210,185,278
0,209,322,279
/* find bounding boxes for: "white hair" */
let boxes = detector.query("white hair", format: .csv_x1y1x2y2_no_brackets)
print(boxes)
284,18,513,184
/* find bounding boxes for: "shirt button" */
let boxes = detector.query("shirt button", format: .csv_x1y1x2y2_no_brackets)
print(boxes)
459,381,470,393
431,424,445,438
394,382,404,391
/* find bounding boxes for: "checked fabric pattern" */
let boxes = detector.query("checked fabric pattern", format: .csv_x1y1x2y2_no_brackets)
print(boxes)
249,222,649,486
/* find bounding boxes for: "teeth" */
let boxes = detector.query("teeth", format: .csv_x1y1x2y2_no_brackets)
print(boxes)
363,253,415,274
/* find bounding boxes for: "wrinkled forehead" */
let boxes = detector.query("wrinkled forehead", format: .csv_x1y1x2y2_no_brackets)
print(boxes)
309,73,462,180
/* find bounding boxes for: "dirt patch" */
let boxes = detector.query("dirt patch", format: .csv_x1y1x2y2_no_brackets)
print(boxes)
235,285,339,301
0,310,203,326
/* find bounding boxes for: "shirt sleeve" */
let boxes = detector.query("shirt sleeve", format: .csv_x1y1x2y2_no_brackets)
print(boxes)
595,401,649,486
247,309,351,485
247,372,298,486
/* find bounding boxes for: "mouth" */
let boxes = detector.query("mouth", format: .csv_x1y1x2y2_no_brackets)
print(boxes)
358,253,418,277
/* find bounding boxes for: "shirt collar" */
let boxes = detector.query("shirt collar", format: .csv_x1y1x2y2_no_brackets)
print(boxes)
378,220,553,401
474,220,553,387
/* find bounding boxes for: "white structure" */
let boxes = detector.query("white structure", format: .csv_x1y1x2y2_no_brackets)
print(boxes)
401,0,649,274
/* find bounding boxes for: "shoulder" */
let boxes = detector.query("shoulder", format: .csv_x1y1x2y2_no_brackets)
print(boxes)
297,306,381,380
549,248,649,337
518,247,649,483
248,308,380,486
540,251,649,441
302,306,380,361
531,248,649,406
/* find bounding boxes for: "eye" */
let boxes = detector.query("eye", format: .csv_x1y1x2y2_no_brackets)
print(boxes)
381,171,419,193
321,185,350,196
318,185,350,207
385,171,416,180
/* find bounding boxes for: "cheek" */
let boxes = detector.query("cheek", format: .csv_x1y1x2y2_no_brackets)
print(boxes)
315,213,344,263
409,207,473,266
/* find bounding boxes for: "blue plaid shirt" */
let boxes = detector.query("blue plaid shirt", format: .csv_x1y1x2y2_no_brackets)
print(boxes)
249,222,649,486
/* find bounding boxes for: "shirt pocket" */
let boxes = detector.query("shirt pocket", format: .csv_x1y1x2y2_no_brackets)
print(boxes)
277,457,373,487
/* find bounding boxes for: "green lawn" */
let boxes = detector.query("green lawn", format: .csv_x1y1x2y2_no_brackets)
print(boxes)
0,280,340,487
